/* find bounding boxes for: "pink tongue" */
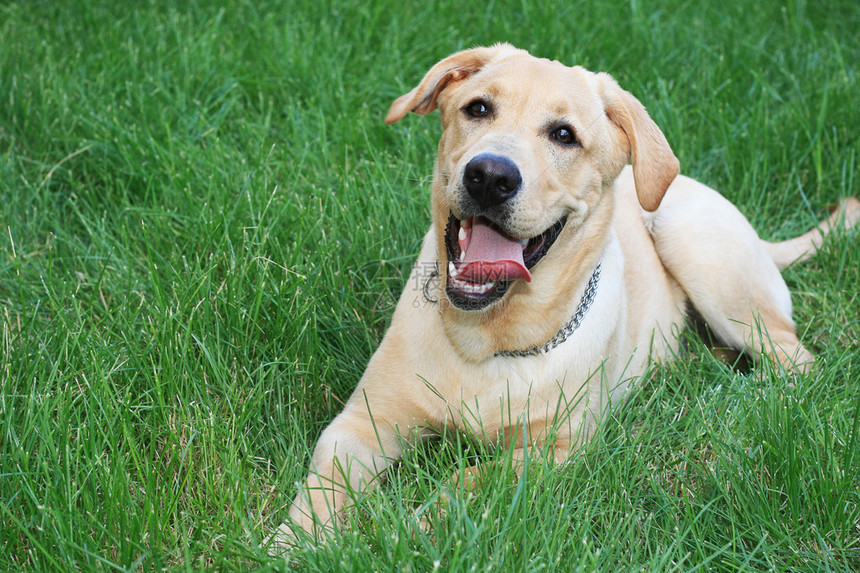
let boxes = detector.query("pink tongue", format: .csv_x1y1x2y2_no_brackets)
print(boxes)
458,219,532,283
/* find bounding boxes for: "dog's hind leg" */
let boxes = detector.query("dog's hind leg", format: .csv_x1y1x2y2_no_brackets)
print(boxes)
644,176,817,372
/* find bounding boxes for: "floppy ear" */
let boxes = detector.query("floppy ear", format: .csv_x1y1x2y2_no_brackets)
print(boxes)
599,73,679,211
385,43,522,124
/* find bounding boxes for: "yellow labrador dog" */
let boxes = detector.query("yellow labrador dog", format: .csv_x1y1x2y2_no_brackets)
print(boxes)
271,43,859,547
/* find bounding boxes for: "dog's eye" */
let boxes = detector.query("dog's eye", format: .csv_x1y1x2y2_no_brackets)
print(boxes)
550,125,579,146
464,100,491,118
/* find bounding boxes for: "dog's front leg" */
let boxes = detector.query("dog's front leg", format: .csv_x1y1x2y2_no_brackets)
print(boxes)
270,399,405,548
270,232,439,550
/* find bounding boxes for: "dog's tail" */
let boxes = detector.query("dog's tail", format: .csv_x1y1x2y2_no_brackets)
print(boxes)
763,197,860,270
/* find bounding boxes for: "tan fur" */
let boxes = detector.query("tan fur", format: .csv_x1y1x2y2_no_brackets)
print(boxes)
269,45,858,550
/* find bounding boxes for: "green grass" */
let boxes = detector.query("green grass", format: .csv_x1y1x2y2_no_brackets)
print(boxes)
1,0,858,570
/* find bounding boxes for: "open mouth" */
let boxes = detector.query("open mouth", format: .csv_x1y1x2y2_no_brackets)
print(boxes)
444,213,567,311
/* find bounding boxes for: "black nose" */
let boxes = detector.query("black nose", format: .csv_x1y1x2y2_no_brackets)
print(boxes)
463,154,522,209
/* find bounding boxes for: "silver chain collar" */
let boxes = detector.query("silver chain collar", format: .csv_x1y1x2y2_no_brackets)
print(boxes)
422,260,603,359
494,261,602,358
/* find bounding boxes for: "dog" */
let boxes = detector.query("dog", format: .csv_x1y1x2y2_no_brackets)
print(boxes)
270,43,859,548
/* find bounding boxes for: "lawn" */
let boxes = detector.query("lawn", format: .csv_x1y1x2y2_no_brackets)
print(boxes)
1,0,858,570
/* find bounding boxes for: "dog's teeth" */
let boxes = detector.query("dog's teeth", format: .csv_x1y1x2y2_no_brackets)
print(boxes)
521,238,529,247
458,225,469,258
450,277,496,294
448,261,458,278
462,217,472,229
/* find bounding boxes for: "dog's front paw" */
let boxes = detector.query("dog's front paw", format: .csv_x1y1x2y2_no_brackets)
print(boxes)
416,464,488,529
264,521,302,556
266,504,338,555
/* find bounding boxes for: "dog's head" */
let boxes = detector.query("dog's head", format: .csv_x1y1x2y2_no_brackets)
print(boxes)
387,44,678,316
